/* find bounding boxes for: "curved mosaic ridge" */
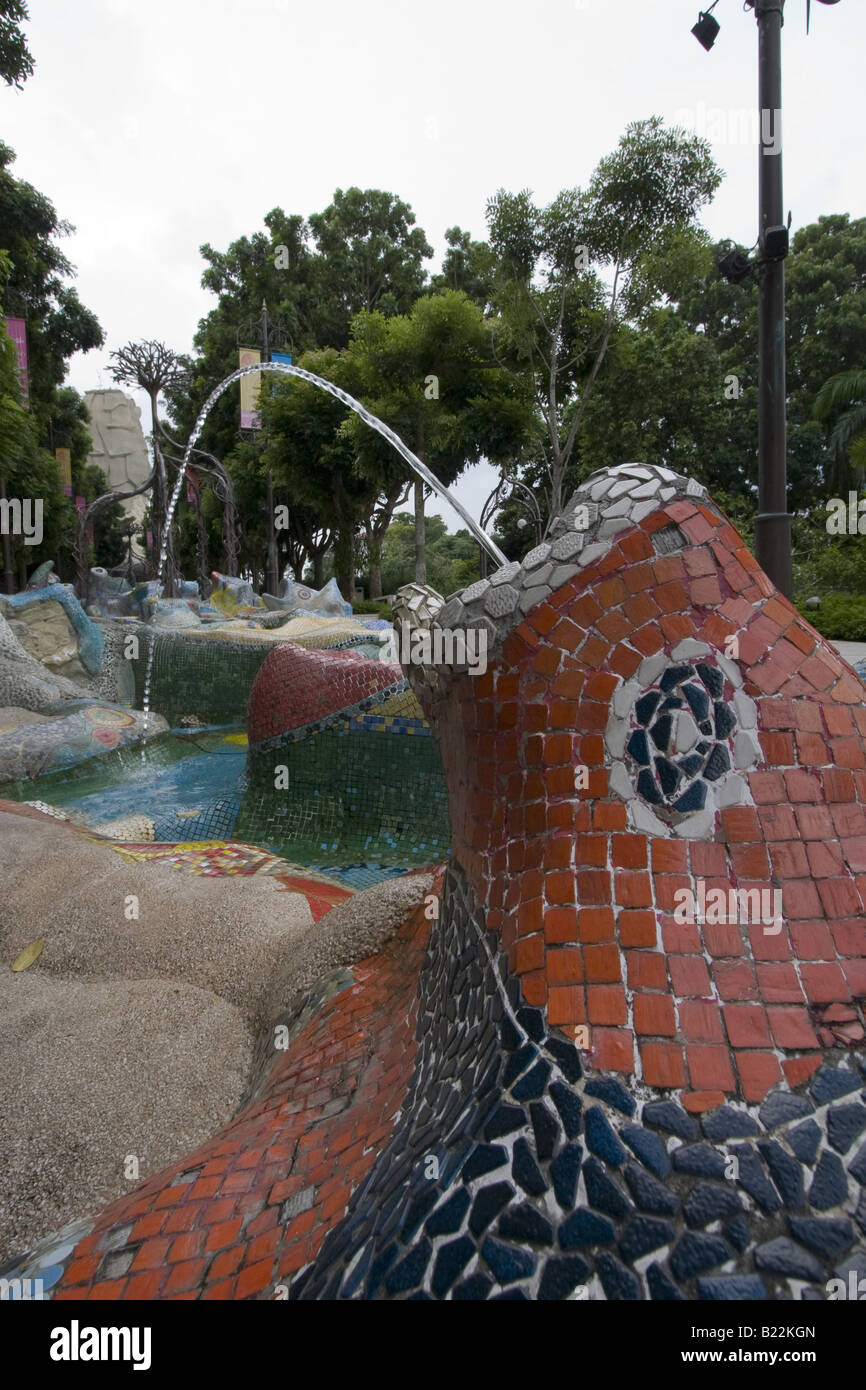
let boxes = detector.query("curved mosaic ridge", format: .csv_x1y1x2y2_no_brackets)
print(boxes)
294,862,866,1301
6,887,434,1301
247,643,417,750
290,461,866,1298
406,462,866,1098
11,461,866,1300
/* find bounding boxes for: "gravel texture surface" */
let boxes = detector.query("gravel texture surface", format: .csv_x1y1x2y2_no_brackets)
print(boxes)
0,806,432,1264
280,871,434,1002
0,971,252,1265
0,811,314,1030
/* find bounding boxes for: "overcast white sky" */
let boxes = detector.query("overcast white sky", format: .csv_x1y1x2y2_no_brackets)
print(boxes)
1,0,863,530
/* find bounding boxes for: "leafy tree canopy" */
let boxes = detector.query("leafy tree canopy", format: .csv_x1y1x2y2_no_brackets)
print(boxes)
0,0,32,88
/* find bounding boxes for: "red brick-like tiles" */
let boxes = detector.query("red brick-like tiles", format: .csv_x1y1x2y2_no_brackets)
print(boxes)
51,887,436,1300
425,498,866,1110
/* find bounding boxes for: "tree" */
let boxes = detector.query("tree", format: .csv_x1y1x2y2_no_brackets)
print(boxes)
344,290,534,581
308,188,433,348
814,369,866,490
577,307,725,484
259,346,373,599
0,153,107,588
486,118,722,522
379,512,480,597
429,227,495,308
164,208,312,471
0,142,103,420
108,339,186,590
166,190,438,568
0,254,103,587
0,1,33,88
0,255,32,467
676,214,866,512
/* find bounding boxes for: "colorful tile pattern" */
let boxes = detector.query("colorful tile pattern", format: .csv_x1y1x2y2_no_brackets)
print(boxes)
246,642,412,748
239,642,450,875
408,467,866,1110
9,461,866,1302
47,889,433,1301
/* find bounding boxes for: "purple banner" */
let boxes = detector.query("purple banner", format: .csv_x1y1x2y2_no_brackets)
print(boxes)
6,317,29,407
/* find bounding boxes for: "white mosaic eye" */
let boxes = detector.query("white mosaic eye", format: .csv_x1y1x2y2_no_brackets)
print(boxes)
605,659,761,838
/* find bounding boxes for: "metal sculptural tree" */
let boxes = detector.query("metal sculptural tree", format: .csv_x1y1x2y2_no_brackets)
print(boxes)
107,340,188,594
478,472,545,578
72,464,157,604
158,424,242,591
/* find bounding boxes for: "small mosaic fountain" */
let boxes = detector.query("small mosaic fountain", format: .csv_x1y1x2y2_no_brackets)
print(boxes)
4,461,865,1301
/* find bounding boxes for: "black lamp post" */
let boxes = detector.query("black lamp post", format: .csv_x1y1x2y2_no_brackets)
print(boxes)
752,0,792,600
691,0,842,601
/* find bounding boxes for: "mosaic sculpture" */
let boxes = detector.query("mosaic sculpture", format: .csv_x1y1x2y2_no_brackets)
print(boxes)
0,589,166,783
4,462,866,1300
238,640,450,878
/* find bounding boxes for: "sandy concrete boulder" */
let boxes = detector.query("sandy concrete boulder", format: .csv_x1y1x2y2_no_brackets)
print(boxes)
0,811,314,1030
0,804,433,1265
9,597,89,681
0,609,87,712
282,871,433,1001
0,707,52,735
0,972,252,1264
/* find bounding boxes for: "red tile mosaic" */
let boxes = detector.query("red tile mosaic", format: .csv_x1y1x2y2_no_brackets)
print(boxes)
52,884,437,1300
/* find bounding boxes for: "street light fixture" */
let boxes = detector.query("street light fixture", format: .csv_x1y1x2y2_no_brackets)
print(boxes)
719,248,755,285
691,4,721,50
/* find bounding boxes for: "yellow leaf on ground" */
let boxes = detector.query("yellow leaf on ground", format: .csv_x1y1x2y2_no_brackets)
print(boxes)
11,939,43,972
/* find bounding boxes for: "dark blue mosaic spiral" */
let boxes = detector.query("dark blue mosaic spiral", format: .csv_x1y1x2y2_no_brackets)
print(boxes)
625,663,737,821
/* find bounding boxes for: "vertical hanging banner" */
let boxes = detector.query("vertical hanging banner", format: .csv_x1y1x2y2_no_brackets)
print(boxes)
239,347,261,429
271,351,293,366
6,317,29,407
185,467,199,505
55,447,72,495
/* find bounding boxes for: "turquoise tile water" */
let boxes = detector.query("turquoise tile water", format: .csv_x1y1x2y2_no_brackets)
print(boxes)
47,739,248,843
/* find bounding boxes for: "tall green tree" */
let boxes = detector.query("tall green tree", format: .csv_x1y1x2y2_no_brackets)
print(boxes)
0,0,33,88
429,226,495,308
380,512,480,597
0,142,103,423
344,290,534,582
676,213,866,513
577,308,725,484
0,198,104,586
486,117,722,522
814,368,866,490
259,345,373,598
307,188,433,348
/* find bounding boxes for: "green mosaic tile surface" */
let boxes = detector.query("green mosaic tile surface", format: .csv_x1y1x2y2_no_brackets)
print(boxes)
235,725,450,870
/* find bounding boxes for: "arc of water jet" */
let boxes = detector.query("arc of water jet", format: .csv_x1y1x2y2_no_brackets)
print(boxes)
178,362,507,568
140,360,507,752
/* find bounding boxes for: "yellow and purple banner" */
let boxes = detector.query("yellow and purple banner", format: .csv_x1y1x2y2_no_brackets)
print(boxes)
55,447,72,495
239,347,261,429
